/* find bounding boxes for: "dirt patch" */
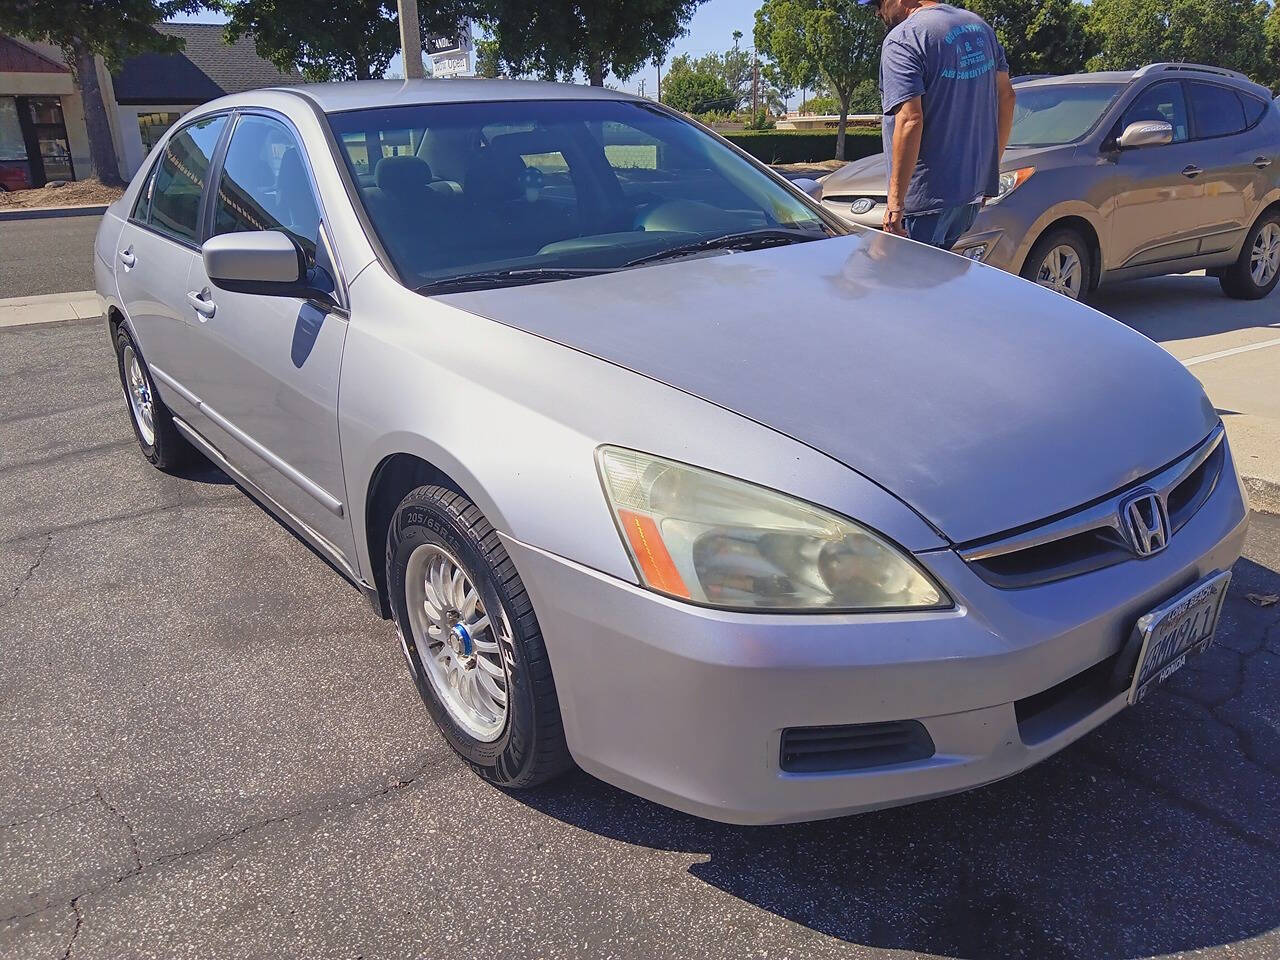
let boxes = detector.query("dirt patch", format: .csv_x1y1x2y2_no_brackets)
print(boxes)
0,179,123,210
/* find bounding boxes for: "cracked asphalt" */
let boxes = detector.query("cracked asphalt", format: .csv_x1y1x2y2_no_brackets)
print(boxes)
2,317,1279,960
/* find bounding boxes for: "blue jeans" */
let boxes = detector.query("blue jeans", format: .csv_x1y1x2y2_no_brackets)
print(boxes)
904,203,981,251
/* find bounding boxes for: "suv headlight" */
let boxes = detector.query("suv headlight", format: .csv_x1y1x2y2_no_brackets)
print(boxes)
992,166,1035,203
597,447,949,612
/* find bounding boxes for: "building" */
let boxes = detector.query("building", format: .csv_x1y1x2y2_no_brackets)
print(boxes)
0,24,302,190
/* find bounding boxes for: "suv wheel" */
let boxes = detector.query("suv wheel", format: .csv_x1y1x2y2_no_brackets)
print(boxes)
1022,228,1093,301
114,326,191,469
1220,211,1280,300
387,485,571,788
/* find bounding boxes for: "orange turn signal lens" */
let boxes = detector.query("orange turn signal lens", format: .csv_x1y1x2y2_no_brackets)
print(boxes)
616,509,691,599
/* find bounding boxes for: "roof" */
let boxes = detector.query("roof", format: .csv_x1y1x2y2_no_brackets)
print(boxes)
286,78,640,114
1016,71,1136,89
0,35,69,73
111,23,302,105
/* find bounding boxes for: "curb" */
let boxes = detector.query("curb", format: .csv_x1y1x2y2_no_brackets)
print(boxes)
0,290,102,328
1243,475,1280,517
0,204,108,222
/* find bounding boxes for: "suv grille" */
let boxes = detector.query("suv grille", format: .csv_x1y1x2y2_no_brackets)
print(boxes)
960,426,1225,590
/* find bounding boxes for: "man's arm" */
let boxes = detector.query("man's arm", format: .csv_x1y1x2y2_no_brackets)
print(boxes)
884,96,924,236
996,71,1016,156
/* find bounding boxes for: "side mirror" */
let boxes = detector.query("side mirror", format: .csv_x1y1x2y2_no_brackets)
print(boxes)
788,177,824,200
1117,120,1174,150
203,230,306,294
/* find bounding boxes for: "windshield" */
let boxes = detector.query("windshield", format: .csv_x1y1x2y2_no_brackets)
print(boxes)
326,99,831,291
1008,83,1125,147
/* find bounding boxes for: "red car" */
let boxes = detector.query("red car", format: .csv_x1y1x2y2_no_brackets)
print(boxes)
0,164,31,191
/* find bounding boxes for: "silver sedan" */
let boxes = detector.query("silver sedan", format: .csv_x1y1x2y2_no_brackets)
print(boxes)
95,80,1249,824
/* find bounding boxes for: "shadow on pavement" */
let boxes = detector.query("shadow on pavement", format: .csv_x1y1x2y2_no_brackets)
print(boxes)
1093,274,1280,344
514,552,1280,960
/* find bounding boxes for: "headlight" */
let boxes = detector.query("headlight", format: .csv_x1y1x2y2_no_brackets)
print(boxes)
992,166,1035,203
597,447,949,612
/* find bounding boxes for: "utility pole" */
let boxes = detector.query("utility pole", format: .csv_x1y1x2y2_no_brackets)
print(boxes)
398,0,425,79
752,57,759,118
656,58,662,103
638,78,646,99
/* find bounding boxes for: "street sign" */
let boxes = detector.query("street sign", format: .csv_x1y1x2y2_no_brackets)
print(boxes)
427,21,474,77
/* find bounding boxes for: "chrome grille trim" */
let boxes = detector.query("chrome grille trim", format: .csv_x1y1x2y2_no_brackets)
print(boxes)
959,424,1225,564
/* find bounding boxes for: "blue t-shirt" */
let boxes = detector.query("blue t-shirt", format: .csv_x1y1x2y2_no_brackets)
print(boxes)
880,3,1008,214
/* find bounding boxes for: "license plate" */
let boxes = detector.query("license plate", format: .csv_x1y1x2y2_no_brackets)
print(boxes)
1127,571,1231,705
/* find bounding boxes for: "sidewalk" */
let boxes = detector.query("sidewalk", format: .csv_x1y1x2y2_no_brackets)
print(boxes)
0,290,101,327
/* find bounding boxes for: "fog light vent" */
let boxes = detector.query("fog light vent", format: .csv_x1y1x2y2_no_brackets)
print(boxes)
779,721,935,773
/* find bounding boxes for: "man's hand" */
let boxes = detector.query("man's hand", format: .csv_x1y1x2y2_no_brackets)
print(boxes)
883,206,907,236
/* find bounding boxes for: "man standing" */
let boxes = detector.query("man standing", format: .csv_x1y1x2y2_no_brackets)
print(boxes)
861,0,1016,250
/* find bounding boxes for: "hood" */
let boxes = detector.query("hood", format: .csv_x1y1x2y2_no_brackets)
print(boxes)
822,146,1059,197
442,233,1216,543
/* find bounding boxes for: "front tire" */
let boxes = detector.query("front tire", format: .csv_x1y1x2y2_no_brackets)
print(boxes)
1021,228,1093,302
387,485,571,789
113,327,190,470
1220,210,1280,300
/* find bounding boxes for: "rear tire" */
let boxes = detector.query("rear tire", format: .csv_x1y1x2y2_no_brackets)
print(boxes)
113,327,191,470
387,485,571,789
1219,210,1280,300
1021,228,1093,302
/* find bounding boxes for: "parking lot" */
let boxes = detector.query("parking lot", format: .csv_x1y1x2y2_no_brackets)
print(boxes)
2,218,1280,959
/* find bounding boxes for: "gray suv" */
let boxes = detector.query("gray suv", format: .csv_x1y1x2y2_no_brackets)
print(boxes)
819,63,1280,301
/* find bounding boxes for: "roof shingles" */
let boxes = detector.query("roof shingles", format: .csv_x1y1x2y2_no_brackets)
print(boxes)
111,23,302,105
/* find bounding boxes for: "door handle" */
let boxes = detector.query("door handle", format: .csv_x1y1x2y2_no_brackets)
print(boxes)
1256,157,1274,169
118,247,136,268
186,290,216,319
1181,165,1203,179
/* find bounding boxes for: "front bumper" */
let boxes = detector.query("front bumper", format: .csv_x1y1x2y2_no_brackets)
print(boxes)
820,195,1022,273
503,445,1249,825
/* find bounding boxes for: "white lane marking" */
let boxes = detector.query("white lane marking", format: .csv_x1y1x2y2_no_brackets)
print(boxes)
1181,336,1280,367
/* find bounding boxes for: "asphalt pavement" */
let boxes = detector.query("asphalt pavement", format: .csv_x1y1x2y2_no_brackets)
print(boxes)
1,317,1279,960
0,214,101,299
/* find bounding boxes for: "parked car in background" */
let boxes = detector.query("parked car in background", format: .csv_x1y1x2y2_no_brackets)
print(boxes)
0,163,31,191
820,64,1280,302
96,79,1248,824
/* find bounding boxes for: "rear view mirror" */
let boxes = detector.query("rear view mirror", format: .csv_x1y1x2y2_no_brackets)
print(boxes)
203,231,304,293
1117,120,1174,150
788,177,824,200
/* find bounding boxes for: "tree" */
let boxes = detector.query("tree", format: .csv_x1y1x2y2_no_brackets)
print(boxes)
484,0,707,86
661,54,736,113
1264,2,1280,92
219,0,476,81
755,0,881,159
1086,0,1271,81
959,0,1093,75
1,0,200,186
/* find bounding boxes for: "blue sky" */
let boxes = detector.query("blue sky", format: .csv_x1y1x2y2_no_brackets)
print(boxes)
176,0,768,97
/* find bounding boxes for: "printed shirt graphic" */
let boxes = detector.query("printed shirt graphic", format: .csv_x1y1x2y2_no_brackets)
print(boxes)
880,3,1008,215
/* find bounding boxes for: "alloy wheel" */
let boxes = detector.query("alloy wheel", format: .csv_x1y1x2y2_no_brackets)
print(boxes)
1251,222,1280,288
1035,244,1083,299
122,345,156,446
404,543,511,741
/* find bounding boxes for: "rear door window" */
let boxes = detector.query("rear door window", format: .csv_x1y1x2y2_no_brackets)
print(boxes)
1120,82,1189,143
1241,94,1270,129
144,115,226,244
1188,82,1247,139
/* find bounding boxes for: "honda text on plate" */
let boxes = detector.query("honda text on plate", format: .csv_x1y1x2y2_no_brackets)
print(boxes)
95,80,1249,824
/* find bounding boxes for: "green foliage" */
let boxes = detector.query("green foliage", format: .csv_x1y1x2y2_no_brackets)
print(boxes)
958,0,1093,75
484,0,708,86
1086,0,1272,81
219,0,475,81
754,0,882,157
663,56,736,113
1,0,198,69
802,94,841,114
743,110,776,130
724,129,881,163
1264,3,1280,92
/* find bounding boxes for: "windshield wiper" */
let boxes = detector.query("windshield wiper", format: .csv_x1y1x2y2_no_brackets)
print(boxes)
416,267,612,295
622,228,826,268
